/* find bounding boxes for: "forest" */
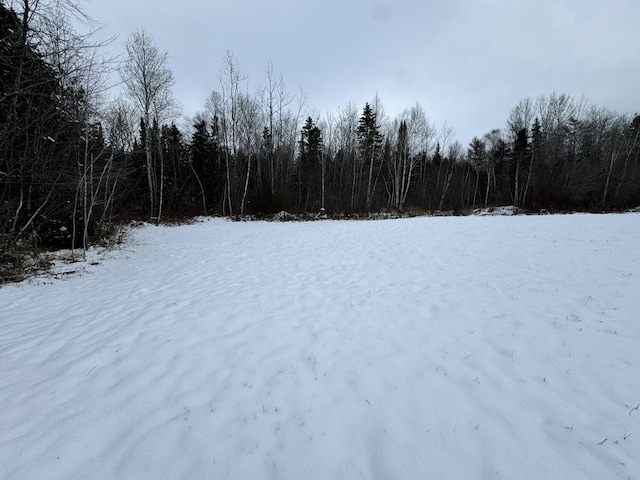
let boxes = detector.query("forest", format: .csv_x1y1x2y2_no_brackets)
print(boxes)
2,1,639,279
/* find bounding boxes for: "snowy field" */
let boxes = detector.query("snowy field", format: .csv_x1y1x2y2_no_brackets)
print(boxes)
1,214,639,480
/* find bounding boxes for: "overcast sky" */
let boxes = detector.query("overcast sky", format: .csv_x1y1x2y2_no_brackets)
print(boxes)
82,0,640,145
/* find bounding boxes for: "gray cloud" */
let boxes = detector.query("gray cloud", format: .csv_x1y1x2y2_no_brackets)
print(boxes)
84,0,640,144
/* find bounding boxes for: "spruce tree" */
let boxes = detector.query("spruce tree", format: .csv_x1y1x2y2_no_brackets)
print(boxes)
298,117,323,210
357,103,383,210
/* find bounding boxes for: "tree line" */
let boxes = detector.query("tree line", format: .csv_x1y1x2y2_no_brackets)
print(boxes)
2,1,639,277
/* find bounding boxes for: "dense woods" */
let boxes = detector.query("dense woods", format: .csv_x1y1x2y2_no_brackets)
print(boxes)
2,1,639,278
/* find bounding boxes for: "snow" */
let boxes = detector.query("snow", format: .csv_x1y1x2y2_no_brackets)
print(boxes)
1,214,639,479
474,205,523,216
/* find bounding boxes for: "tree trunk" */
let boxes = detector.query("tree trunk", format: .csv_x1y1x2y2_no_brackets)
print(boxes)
472,170,479,209
601,152,617,209
225,150,233,216
484,168,491,207
514,157,520,206
351,153,357,211
438,167,454,211
144,121,155,217
321,152,326,211
156,130,165,224
241,154,251,217
522,151,535,207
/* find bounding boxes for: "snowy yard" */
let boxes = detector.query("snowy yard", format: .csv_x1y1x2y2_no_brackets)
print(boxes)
1,214,639,479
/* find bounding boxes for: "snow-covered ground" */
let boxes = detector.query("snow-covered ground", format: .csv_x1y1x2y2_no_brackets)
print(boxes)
1,214,639,479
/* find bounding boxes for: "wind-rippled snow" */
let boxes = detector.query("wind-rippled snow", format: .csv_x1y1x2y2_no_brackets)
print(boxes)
1,214,639,479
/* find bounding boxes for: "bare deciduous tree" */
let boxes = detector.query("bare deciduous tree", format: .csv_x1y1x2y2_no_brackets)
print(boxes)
120,29,178,222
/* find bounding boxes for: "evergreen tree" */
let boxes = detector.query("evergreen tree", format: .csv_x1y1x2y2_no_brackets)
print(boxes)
432,142,443,165
467,137,486,208
357,103,384,210
511,127,529,206
298,116,323,209
1,3,86,249
388,120,410,210
190,119,222,213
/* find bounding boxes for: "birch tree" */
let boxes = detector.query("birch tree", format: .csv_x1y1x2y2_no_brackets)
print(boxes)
258,63,296,196
403,103,432,209
438,141,462,210
238,93,262,217
333,103,359,210
120,29,177,222
206,52,247,215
